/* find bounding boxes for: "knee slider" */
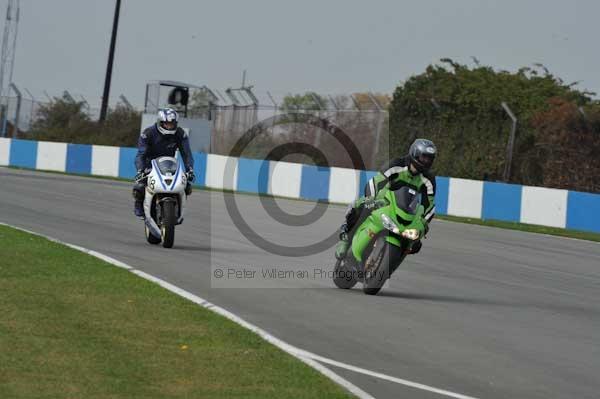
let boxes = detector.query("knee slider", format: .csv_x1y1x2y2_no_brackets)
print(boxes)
132,184,145,200
344,204,354,218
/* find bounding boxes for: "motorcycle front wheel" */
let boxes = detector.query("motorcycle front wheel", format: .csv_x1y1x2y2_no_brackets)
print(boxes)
333,258,358,289
362,237,404,295
161,200,176,248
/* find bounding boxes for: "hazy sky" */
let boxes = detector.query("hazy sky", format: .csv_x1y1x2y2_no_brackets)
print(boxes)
7,0,600,107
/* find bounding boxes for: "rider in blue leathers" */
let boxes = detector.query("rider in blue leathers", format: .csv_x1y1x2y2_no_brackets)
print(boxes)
132,108,195,217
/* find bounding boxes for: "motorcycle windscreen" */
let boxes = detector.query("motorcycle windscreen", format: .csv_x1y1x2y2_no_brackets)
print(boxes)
156,158,178,175
393,186,421,216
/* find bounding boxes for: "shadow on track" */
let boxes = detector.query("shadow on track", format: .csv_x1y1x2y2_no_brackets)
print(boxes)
373,290,599,317
172,245,248,254
377,290,512,306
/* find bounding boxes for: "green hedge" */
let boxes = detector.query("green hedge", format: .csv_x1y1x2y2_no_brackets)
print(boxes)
389,59,600,192
23,94,142,148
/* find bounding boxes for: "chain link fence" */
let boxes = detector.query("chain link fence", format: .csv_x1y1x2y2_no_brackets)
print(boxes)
2,86,390,172
210,90,389,170
0,89,104,137
0,95,42,134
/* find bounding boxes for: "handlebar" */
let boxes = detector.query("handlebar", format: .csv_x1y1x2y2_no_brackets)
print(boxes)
135,169,151,183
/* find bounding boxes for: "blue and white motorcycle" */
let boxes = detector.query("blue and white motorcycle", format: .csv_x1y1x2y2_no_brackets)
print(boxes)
138,156,189,248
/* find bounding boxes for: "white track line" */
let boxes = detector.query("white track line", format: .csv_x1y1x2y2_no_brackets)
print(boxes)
1,222,480,399
294,350,478,399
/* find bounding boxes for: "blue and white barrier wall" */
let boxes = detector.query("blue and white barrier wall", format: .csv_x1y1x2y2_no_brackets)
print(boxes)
1,137,599,233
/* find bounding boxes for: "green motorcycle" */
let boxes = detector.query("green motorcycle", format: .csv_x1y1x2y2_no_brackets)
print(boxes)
333,185,427,295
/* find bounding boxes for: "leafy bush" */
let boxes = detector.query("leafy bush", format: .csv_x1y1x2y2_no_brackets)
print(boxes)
528,98,600,192
26,94,142,147
389,59,600,191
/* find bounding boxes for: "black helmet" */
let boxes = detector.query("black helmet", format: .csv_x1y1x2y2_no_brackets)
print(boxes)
408,138,437,173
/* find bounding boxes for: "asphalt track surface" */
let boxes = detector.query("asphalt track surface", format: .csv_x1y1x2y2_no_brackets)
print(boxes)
2,167,599,399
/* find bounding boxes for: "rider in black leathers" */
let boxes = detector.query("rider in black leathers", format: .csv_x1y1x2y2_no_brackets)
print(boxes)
132,108,194,217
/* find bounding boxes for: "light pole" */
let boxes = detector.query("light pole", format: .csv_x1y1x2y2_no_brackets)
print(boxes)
99,0,121,122
0,0,20,137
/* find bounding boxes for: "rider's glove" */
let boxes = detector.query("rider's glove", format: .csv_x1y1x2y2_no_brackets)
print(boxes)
186,170,195,183
362,198,387,210
134,170,145,182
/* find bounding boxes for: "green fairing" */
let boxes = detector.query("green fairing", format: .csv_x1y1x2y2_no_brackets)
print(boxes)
350,188,426,262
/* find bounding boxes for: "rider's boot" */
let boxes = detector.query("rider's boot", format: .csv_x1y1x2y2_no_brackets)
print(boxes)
335,224,350,260
132,184,145,219
134,200,144,218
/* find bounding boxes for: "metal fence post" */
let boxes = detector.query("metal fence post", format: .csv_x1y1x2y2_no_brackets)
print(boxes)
63,90,76,103
349,94,360,110
310,93,325,148
501,102,517,182
368,93,384,169
79,94,90,108
266,91,278,118
119,94,134,110
24,87,35,130
328,95,339,111
9,82,20,136
43,90,52,102
0,104,6,137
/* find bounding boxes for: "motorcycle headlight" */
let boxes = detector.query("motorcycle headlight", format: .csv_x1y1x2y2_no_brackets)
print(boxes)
380,214,400,235
401,228,420,241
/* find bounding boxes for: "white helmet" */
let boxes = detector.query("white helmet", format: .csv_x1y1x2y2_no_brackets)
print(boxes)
156,108,178,135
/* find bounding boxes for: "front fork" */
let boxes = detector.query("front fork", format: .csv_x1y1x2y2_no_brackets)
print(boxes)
352,224,406,264
156,200,163,224
157,196,185,225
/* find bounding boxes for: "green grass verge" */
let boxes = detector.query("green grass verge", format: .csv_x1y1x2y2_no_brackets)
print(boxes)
437,214,600,242
0,225,352,399
6,165,600,243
